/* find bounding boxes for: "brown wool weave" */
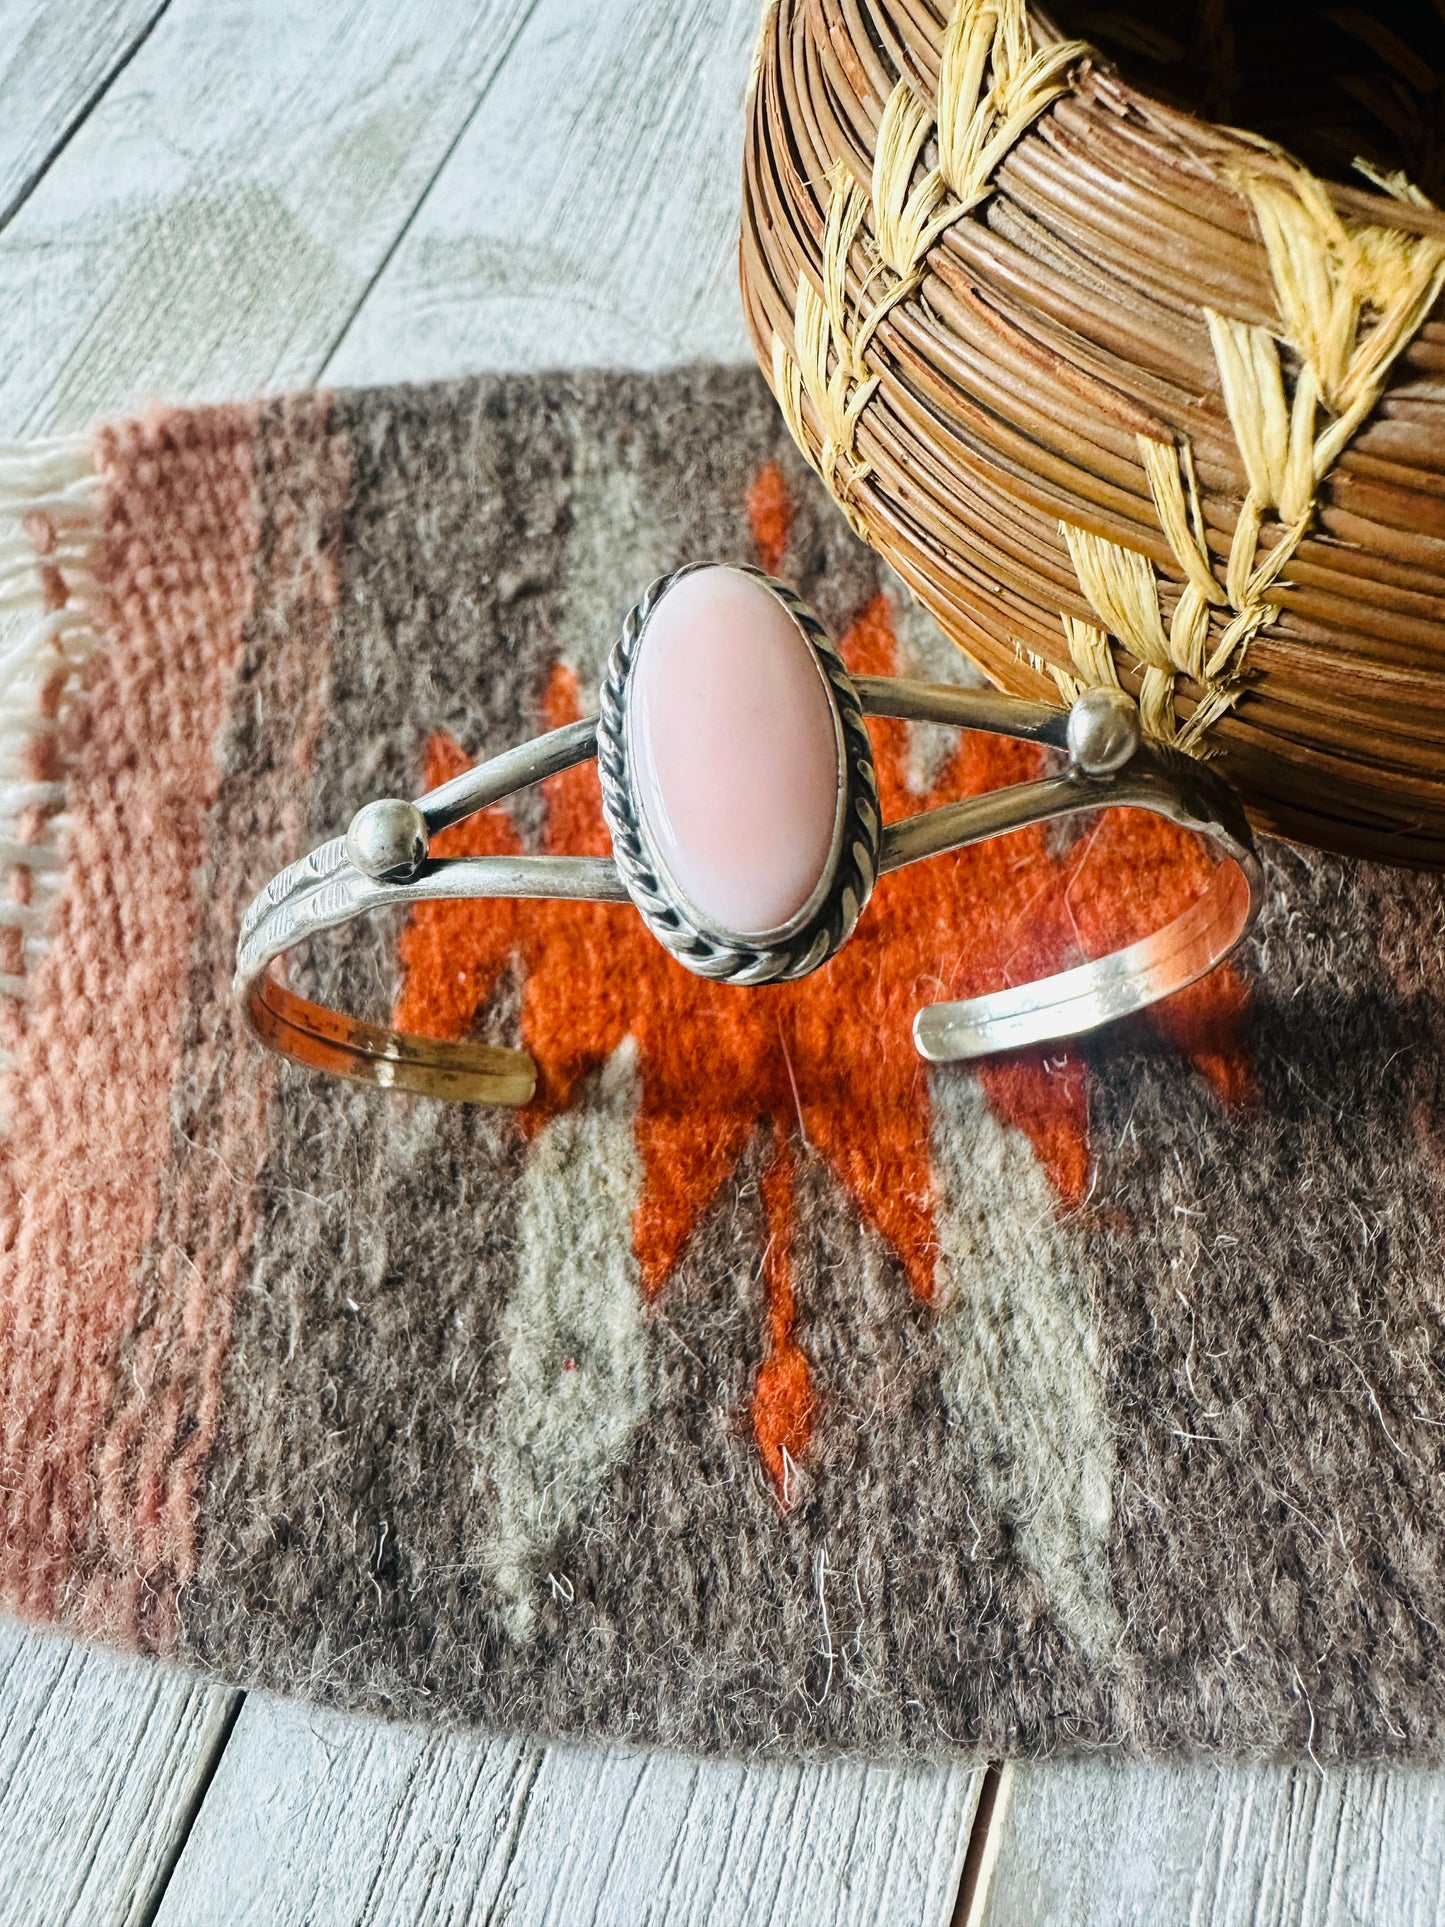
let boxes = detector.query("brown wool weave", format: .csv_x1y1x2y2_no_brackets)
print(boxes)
3,366,1445,1762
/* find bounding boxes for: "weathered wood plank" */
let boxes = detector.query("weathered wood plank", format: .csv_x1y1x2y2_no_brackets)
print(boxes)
153,1692,982,1927
0,1619,237,1927
0,0,166,229
325,0,757,381
973,1758,1445,1927
0,0,540,435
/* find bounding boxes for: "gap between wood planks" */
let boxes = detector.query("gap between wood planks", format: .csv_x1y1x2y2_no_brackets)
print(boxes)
952,1761,1007,1926
310,0,546,379
0,1,175,235
133,1690,247,1927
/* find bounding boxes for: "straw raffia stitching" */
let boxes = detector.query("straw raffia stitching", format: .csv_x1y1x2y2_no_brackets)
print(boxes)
1058,445,1265,755
1207,161,1445,664
1050,614,1118,708
769,0,1088,528
772,163,876,539
1060,157,1445,753
1057,523,1183,744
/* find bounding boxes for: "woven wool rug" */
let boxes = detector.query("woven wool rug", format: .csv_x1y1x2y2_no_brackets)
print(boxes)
3,365,1445,1762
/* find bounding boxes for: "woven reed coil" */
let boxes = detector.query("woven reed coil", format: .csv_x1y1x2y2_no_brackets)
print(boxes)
740,0,1445,865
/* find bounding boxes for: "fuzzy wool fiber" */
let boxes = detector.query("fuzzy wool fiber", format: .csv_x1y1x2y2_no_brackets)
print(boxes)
2,368,1444,1763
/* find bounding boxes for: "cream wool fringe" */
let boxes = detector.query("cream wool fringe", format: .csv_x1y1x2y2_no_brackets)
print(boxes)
0,436,102,1044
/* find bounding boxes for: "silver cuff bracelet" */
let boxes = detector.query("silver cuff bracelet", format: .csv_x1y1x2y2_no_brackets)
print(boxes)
235,564,1264,1105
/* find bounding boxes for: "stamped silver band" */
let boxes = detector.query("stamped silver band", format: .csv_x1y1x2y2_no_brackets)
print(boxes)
235,567,1264,1103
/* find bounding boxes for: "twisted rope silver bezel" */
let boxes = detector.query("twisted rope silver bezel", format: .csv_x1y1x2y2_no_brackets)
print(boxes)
596,564,881,985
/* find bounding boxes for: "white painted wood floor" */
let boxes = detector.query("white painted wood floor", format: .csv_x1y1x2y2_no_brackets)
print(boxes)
2,3,1443,1921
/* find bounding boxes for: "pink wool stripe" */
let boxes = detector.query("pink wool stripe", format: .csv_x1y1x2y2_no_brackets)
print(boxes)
99,394,348,1646
0,405,262,1644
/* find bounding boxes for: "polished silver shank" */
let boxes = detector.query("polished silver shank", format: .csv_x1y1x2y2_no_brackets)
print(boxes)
873,727,1263,1061
235,636,1264,1096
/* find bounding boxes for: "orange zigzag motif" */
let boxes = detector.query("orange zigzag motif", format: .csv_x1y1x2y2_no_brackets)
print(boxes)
394,475,1254,1497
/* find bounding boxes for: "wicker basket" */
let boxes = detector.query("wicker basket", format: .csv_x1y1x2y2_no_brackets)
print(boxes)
740,0,1445,865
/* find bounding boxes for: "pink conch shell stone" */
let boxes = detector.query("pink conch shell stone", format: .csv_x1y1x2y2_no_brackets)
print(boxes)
626,566,842,939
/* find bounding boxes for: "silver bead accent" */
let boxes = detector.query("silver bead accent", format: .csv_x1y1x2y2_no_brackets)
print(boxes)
1067,687,1141,777
345,798,429,882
